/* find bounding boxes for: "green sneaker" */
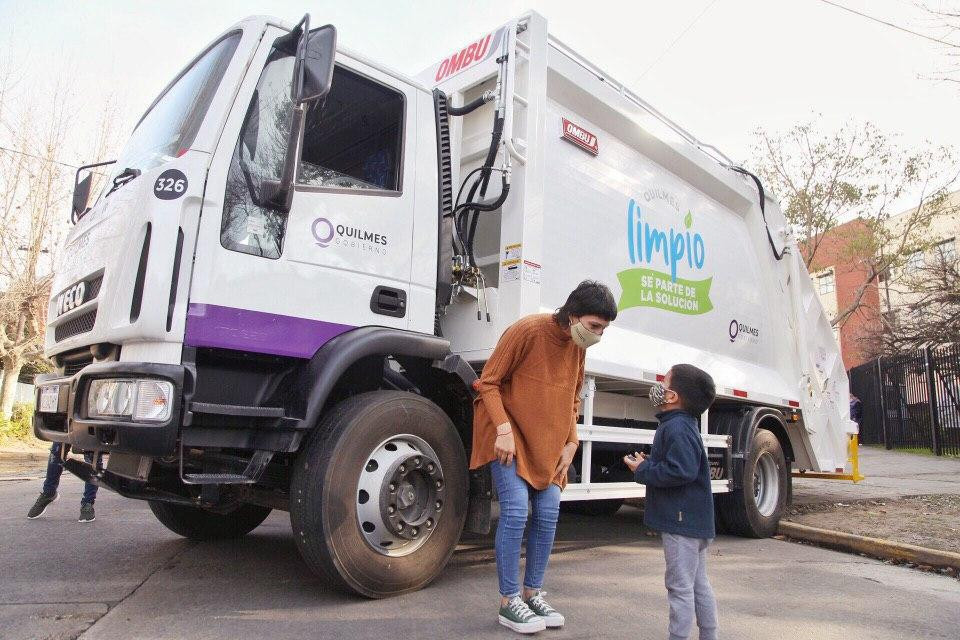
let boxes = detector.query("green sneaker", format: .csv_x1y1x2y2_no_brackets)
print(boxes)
498,595,546,634
27,493,58,519
525,592,564,628
78,502,96,523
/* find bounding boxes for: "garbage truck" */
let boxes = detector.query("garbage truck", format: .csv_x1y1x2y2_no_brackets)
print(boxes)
33,11,857,597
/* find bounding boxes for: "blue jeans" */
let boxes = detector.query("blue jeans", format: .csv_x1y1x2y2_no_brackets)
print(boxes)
42,443,98,505
490,461,561,598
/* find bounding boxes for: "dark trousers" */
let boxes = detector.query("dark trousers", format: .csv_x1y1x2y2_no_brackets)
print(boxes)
42,443,99,505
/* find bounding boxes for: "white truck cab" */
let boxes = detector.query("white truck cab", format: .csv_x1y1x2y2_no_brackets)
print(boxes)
34,12,856,598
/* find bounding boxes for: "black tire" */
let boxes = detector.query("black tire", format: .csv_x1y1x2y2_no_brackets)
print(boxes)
290,391,468,598
561,498,624,516
713,495,730,535
148,501,271,540
716,428,787,537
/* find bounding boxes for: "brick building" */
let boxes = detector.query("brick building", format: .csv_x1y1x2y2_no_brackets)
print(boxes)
804,190,959,369
804,218,882,369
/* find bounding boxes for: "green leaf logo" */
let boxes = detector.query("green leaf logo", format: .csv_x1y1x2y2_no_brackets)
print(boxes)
684,211,693,229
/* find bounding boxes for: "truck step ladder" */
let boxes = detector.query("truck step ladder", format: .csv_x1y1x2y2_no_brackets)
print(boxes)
562,376,732,501
180,449,274,485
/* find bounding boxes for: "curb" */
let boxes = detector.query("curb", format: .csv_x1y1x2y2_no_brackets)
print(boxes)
0,450,47,463
779,521,960,571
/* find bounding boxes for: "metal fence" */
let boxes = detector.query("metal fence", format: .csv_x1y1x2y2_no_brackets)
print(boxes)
849,344,960,457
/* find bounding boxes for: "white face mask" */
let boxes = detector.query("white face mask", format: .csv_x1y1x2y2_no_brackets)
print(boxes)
570,321,602,349
649,383,670,407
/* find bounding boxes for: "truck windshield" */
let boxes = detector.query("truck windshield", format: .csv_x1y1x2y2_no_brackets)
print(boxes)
102,31,241,192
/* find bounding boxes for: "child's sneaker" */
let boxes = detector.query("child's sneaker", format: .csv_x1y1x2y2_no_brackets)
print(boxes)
78,502,96,523
525,592,565,628
27,493,58,519
498,595,546,634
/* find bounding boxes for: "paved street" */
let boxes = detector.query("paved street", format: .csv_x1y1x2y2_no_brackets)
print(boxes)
3,470,959,640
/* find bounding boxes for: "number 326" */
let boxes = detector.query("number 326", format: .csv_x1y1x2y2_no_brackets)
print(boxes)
156,178,185,193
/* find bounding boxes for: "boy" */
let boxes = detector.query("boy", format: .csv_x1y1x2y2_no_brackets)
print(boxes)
27,443,99,523
624,364,718,640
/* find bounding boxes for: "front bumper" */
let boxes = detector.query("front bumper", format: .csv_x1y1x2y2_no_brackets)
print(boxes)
33,362,192,456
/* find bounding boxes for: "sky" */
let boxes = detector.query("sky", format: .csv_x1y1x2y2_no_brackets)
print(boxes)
1,0,958,179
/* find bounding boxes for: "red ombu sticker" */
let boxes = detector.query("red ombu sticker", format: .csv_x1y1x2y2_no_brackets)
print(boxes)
560,118,599,155
433,27,506,83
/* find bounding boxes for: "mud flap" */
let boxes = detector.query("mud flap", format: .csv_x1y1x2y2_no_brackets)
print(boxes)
465,466,492,535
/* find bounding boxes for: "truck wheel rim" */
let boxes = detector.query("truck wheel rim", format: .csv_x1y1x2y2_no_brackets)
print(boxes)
355,434,444,557
752,452,780,517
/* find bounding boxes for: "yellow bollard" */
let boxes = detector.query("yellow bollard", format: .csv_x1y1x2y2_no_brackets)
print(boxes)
848,433,865,483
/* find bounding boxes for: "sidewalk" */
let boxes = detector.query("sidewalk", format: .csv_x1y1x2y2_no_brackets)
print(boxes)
0,445,49,479
788,446,960,561
792,445,960,504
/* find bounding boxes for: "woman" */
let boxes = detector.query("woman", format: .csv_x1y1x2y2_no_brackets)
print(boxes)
471,280,618,634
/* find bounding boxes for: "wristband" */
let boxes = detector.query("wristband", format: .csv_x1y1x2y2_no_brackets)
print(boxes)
496,424,512,436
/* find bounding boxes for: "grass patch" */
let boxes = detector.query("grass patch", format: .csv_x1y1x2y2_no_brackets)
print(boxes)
0,403,46,448
863,444,958,458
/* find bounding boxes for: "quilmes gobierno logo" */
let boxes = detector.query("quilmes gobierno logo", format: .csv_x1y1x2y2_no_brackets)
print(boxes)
616,197,714,316
312,217,388,254
729,319,760,343
312,218,335,247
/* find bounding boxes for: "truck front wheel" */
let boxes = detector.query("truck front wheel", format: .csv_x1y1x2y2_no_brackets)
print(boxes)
148,501,272,540
290,391,468,598
716,428,787,537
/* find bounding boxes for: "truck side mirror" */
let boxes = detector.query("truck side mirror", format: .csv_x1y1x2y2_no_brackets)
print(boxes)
73,173,92,219
259,20,337,213
70,160,116,223
298,25,337,105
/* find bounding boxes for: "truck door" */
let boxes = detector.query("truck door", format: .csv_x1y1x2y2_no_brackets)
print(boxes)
188,26,422,359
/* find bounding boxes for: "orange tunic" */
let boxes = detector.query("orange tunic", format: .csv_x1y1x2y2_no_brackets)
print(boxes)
470,314,585,490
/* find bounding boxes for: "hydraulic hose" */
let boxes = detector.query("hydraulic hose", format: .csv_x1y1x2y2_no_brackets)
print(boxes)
727,166,786,261
448,92,493,116
464,114,505,266
454,178,482,257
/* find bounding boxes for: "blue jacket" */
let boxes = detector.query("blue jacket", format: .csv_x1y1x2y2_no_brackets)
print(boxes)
634,410,715,539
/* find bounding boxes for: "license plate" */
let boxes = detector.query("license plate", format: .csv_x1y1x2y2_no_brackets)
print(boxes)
39,386,60,413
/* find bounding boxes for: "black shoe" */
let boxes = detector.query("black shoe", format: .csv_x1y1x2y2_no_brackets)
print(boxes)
79,502,96,523
27,493,58,519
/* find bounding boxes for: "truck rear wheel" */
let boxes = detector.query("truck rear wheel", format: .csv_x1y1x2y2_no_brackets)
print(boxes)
716,428,787,537
290,391,468,598
148,501,271,540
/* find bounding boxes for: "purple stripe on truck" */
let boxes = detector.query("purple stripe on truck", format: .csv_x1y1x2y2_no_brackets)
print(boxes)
184,303,353,359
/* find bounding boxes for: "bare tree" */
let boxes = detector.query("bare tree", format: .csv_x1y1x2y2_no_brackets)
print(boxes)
920,1,960,83
867,240,960,354
0,76,74,420
750,119,957,328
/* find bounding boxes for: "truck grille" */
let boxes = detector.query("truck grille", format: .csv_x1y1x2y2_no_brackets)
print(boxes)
55,310,97,342
86,275,103,299
63,357,93,376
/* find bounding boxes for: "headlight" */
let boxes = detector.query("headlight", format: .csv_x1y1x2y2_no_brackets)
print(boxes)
87,379,174,422
133,380,173,421
89,380,135,417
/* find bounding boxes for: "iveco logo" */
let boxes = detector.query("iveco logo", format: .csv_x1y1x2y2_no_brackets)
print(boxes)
57,282,87,317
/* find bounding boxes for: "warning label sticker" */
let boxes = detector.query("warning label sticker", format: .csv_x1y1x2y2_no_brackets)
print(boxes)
503,243,522,261
501,258,521,282
523,260,541,284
